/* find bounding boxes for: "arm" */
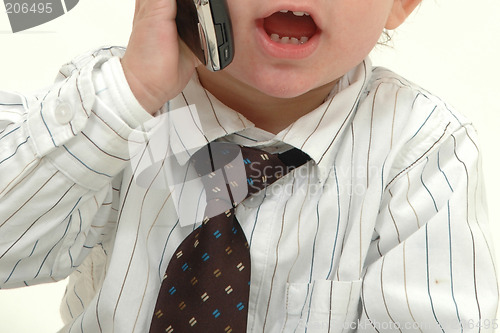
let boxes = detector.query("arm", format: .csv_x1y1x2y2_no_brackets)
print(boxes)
360,124,498,332
0,48,153,288
0,0,199,288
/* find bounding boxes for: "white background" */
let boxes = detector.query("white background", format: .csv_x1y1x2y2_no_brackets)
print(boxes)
0,0,499,331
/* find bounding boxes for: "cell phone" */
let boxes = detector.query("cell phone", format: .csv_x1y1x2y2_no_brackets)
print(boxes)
175,0,234,71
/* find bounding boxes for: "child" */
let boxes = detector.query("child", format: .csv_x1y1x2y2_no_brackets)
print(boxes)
0,0,498,332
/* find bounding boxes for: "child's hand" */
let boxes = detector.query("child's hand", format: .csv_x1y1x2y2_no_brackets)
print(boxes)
121,0,200,114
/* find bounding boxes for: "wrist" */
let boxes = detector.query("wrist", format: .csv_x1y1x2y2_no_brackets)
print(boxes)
120,58,165,115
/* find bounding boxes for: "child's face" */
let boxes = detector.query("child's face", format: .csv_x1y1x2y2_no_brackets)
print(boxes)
220,0,400,98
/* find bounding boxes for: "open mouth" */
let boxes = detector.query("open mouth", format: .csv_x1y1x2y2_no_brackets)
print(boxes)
262,10,318,45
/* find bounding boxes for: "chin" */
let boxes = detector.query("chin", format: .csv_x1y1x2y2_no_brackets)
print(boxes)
239,66,325,99
257,84,310,99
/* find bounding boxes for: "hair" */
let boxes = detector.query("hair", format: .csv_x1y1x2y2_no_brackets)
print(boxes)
378,29,393,45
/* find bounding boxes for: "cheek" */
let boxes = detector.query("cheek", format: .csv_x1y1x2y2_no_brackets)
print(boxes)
319,22,386,77
332,32,379,65
326,0,392,58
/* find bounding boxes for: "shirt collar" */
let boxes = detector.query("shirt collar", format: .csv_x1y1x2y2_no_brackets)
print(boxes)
165,73,253,164
276,59,372,181
166,59,372,182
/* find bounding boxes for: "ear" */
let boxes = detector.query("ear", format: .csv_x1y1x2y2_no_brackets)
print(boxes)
385,0,422,30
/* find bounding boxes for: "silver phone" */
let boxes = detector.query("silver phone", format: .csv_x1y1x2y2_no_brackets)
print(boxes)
175,0,234,71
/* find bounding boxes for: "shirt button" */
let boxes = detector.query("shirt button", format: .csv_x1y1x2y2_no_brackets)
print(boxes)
54,102,74,125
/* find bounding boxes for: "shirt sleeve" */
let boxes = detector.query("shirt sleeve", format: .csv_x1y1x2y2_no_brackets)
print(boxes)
0,46,156,288
358,123,499,332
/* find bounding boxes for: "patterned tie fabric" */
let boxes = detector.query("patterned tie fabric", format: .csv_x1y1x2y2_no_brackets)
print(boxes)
149,143,310,333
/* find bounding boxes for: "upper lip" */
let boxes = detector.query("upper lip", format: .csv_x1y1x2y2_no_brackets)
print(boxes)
259,3,322,30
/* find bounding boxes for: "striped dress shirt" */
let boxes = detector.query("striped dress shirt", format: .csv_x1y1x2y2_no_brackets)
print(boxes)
0,47,498,332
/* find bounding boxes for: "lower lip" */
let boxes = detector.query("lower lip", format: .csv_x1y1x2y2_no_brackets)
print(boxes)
255,20,320,60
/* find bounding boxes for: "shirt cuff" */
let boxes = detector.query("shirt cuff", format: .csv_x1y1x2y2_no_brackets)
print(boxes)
95,56,154,128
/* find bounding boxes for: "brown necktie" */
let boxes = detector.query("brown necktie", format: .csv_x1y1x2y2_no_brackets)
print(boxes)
149,142,310,333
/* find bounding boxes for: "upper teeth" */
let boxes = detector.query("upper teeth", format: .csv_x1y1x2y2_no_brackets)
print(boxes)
279,10,310,16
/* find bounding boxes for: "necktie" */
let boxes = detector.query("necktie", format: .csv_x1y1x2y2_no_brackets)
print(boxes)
149,143,310,333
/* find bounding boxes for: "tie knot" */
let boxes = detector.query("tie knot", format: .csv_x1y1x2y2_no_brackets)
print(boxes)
191,143,247,206
191,142,311,208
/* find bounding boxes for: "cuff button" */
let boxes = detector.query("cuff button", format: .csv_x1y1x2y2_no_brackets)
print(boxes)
54,102,74,125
